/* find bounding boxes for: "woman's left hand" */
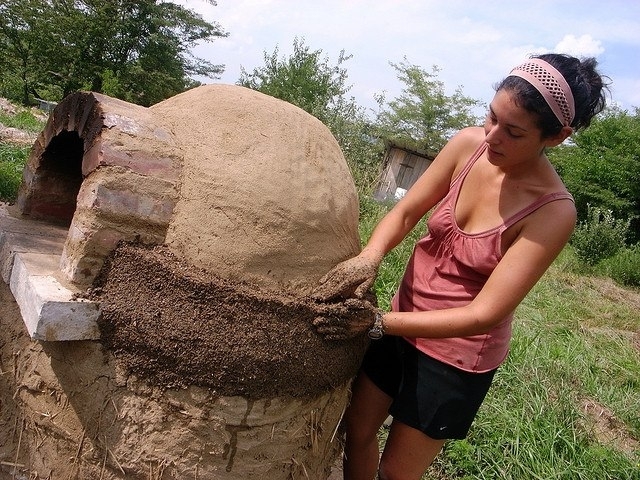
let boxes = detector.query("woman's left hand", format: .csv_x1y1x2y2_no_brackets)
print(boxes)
312,256,380,302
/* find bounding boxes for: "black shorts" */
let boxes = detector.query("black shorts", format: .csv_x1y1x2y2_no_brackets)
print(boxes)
361,335,496,440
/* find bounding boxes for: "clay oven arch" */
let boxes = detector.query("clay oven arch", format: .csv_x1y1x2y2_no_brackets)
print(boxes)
20,130,84,225
17,91,181,286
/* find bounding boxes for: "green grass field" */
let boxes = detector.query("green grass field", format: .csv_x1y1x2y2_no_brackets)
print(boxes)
0,142,30,201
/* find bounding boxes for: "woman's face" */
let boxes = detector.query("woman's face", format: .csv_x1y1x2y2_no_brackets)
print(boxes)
483,89,547,168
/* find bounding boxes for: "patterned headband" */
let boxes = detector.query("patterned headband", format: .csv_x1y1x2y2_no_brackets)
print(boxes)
508,58,575,127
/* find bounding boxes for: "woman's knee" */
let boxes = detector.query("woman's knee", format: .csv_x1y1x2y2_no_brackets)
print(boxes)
378,461,412,480
377,457,427,480
377,421,446,480
344,374,393,445
343,405,380,448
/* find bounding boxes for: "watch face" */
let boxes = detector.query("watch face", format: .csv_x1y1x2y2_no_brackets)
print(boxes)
368,313,384,339
368,328,383,340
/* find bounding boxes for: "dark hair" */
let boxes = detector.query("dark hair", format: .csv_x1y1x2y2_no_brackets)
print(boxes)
495,53,609,137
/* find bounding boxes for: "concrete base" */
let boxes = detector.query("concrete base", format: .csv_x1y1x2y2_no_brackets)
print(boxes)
0,204,100,341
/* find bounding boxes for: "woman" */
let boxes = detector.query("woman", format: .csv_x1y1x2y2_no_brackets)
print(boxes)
312,53,607,480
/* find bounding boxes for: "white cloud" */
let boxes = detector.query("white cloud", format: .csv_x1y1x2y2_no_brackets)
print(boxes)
554,35,605,58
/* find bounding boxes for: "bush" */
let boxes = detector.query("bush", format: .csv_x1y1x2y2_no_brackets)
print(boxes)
570,205,630,266
0,143,29,202
0,110,45,133
599,244,640,287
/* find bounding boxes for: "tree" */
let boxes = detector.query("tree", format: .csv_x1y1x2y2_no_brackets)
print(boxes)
550,107,640,242
0,0,52,105
238,37,385,193
0,0,228,106
238,37,353,126
375,58,482,153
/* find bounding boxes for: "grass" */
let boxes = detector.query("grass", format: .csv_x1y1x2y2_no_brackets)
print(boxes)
0,104,44,202
0,142,29,202
361,203,640,479
0,109,45,133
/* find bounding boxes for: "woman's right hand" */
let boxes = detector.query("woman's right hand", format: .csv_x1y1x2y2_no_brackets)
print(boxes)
312,254,381,302
312,298,381,341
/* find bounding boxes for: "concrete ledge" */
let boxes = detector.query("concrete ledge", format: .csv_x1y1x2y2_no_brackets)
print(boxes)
10,253,101,340
0,204,101,341
0,230,66,283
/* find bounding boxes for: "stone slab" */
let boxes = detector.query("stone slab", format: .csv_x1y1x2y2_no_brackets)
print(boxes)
0,204,101,341
0,204,68,237
9,252,101,340
0,230,66,283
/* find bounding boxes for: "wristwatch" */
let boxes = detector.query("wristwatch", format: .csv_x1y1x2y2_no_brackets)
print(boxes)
368,312,386,340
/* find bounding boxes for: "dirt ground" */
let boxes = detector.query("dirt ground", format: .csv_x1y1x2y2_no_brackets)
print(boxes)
89,241,370,398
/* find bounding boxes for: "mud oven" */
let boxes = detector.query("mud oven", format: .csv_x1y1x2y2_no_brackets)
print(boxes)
1,85,373,479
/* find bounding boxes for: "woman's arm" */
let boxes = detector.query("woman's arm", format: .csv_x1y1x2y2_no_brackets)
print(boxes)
362,128,483,260
313,128,483,301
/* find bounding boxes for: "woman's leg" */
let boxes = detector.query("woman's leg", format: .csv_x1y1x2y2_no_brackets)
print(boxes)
378,420,446,480
343,372,393,480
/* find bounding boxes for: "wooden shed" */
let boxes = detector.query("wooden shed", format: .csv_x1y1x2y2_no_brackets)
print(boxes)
374,140,436,201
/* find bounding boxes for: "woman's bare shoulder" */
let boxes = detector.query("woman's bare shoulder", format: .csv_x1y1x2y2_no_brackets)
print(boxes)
437,127,486,174
519,194,577,248
451,126,485,146
440,127,485,158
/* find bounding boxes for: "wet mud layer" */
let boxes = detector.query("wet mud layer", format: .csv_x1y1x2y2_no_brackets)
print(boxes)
90,242,370,399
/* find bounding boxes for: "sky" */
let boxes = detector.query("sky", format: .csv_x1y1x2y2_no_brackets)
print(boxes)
177,0,640,117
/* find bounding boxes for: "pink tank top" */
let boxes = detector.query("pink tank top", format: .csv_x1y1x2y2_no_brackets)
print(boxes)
392,143,574,372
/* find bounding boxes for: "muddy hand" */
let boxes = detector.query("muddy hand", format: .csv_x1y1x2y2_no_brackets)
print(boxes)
312,256,379,302
312,298,379,341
